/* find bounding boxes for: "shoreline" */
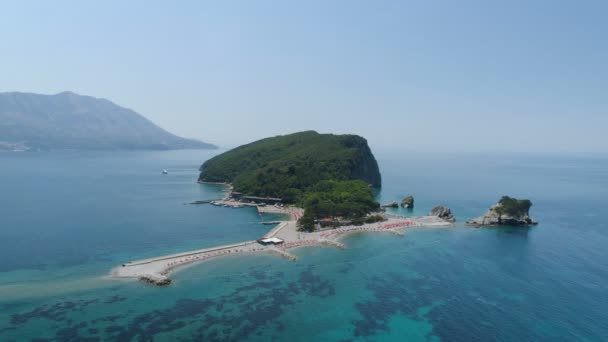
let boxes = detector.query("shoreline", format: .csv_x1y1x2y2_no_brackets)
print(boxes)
111,204,452,285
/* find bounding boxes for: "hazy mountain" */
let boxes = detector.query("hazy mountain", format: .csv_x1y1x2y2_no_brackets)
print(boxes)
0,91,216,151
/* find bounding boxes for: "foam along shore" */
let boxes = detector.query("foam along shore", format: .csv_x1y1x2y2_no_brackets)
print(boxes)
111,211,452,285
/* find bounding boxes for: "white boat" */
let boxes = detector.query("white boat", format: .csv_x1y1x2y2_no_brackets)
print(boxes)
162,169,168,175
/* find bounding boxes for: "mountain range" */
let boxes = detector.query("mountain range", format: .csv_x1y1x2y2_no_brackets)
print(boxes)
0,91,216,151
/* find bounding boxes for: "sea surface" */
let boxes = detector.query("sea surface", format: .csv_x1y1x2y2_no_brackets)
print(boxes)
1,149,607,341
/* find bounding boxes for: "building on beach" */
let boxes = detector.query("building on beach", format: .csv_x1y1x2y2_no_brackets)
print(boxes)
257,237,284,246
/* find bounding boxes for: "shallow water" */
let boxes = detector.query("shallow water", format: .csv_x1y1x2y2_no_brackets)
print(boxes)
1,149,607,341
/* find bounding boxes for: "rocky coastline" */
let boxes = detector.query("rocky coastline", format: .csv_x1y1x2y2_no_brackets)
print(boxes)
467,196,537,227
429,205,455,222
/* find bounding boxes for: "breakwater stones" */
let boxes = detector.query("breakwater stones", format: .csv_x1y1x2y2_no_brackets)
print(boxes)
139,274,172,286
267,248,298,261
320,240,346,249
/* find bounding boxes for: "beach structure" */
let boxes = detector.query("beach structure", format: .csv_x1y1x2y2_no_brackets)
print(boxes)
112,199,452,286
257,237,284,246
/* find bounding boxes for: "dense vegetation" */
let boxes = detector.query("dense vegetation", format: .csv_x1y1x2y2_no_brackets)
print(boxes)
199,131,382,231
199,131,381,202
496,196,532,216
296,180,380,232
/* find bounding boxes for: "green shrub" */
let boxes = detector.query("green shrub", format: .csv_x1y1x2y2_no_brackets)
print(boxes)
497,196,532,216
365,214,386,224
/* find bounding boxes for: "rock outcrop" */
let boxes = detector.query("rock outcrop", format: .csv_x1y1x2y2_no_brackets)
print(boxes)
381,201,399,208
401,195,414,208
467,196,538,226
429,205,455,222
139,274,172,286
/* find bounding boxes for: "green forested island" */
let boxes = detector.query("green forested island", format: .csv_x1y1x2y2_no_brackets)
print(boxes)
198,131,382,230
198,131,381,199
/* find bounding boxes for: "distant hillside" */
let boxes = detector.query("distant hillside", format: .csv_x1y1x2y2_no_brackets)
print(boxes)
0,91,216,151
198,131,381,202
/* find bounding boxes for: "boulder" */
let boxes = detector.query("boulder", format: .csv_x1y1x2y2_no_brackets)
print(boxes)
139,274,172,286
466,196,538,227
429,205,455,222
381,201,399,208
401,195,414,208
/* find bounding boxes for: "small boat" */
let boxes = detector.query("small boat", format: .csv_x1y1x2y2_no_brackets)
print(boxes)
162,169,168,175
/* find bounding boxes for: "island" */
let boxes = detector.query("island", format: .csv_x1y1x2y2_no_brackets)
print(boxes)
112,131,454,285
198,130,382,195
199,131,383,231
466,196,538,226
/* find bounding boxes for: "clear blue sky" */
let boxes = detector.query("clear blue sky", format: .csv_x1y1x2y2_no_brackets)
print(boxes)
1,0,607,152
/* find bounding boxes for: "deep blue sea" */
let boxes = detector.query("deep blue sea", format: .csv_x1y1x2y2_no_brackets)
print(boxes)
1,149,607,341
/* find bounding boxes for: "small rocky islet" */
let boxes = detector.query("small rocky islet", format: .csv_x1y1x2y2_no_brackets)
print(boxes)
429,205,455,222
401,195,414,208
381,201,399,208
381,196,537,227
467,196,538,227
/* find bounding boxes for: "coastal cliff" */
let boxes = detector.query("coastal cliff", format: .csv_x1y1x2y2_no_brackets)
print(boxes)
467,196,537,226
198,131,381,201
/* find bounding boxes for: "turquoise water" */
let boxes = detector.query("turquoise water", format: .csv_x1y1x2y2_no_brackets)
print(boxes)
1,150,607,341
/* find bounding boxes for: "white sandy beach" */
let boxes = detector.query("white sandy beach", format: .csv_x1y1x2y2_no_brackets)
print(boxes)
112,202,451,284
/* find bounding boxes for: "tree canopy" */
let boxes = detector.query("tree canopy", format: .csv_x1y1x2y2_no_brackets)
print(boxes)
198,131,383,232
297,180,380,231
497,196,533,216
198,131,381,201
